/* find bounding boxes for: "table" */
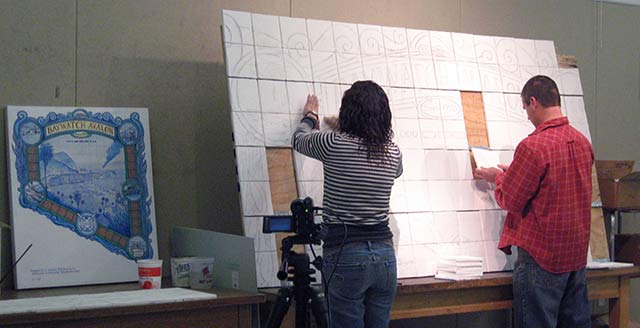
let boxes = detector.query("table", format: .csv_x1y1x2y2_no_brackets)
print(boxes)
0,281,265,328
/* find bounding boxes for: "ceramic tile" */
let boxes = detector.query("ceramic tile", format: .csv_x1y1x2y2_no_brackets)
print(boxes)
456,62,482,91
452,32,476,62
538,67,560,89
314,83,343,117
474,35,498,64
499,64,522,93
240,181,273,216
478,64,503,92
387,56,414,87
471,180,499,210
407,28,432,61
262,113,292,147
255,46,286,80
504,93,528,122
415,89,441,119
564,96,587,124
362,54,389,86
402,149,428,180
243,217,276,252
438,90,463,120
412,244,439,277
383,26,409,57
390,180,408,213
515,38,538,66
482,92,508,121
443,120,468,150
235,146,269,181
297,181,323,206
486,121,512,150
222,10,253,45
572,121,592,142
519,65,540,85
558,68,583,95
229,78,260,112
509,121,534,146
483,241,510,272
390,214,413,246
233,112,264,146
279,16,309,49
283,48,313,81
293,151,324,181
411,58,438,89
433,60,459,90
224,43,257,78
419,119,446,149
431,211,460,241
495,37,518,66
429,31,455,60
310,50,339,83
396,245,416,278
336,52,365,84
395,118,422,149
480,210,505,241
457,211,484,242
389,88,418,118
424,150,453,180
333,22,360,54
453,180,477,210
251,13,281,48
404,180,431,211
255,252,279,287
307,19,335,52
258,80,289,114
448,150,474,180
358,24,384,55
534,40,557,67
408,213,437,244
286,81,314,114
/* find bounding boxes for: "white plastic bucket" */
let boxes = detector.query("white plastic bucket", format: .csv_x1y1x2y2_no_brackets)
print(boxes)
137,259,163,289
189,257,215,290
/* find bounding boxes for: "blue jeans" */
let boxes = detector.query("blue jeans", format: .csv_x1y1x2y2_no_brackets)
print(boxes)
322,241,397,328
513,248,591,328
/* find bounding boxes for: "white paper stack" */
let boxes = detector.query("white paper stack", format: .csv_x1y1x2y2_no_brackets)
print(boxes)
435,255,484,281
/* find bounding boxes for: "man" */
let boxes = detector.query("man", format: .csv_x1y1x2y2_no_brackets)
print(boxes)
475,75,594,328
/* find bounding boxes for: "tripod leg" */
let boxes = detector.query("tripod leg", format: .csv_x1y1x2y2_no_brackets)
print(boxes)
309,286,329,328
265,288,293,328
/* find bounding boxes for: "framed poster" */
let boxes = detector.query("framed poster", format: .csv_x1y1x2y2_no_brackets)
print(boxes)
6,106,157,289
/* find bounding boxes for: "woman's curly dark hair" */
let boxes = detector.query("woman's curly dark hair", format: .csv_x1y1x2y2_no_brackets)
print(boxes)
338,80,394,163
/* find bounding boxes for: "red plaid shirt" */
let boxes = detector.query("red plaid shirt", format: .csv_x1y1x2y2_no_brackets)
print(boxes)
495,117,594,273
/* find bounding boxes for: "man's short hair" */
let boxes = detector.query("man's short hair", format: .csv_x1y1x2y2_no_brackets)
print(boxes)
521,75,561,107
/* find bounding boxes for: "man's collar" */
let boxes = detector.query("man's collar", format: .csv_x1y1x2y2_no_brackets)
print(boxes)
530,116,569,136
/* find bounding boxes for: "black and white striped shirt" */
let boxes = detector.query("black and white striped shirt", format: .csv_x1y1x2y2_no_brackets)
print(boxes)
292,118,403,247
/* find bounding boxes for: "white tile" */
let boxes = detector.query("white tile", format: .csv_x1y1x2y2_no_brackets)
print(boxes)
538,67,560,88
222,10,253,45
438,90,463,120
480,210,505,241
390,180,408,213
452,32,476,62
255,46,286,80
258,80,289,114
411,58,438,89
433,60,459,90
391,213,413,246
424,150,454,180
564,96,587,124
389,88,417,118
293,151,324,181
233,112,264,146
407,28,432,61
243,217,276,252
432,211,460,241
515,38,538,66
314,83,343,117
486,121,513,150
240,181,273,216
362,54,389,86
383,26,409,57
358,24,384,55
415,89,441,119
404,180,431,211
387,56,414,87
229,78,260,112
483,241,510,272
443,120,468,150
224,43,257,78
471,180,499,210
495,37,518,66
504,93,528,122
448,150,474,180
479,64,503,92
482,92,508,121
408,213,437,244
279,16,309,49
286,81,314,115
499,64,522,93
298,181,323,206
509,121,534,146
396,245,416,278
255,252,279,287
235,146,269,181
456,62,482,91
333,22,360,54
251,13,281,48
310,51,339,83
402,149,428,180
453,180,477,210
572,121,592,142
336,52,365,84
413,244,439,277
263,113,292,147
283,48,313,81
429,31,455,60
534,40,558,67
395,118,423,149
474,35,498,64
519,65,540,85
558,68,583,95
307,19,335,52
457,211,484,242
419,119,446,149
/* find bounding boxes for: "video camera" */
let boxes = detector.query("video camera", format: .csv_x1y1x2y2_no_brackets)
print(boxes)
263,197,325,245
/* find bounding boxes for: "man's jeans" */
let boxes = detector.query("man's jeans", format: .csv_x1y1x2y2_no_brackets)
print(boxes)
322,241,397,328
513,248,591,328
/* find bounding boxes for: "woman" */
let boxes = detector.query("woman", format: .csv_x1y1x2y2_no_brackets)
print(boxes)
292,80,403,328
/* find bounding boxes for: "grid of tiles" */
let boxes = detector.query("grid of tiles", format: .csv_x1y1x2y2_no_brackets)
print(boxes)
223,10,590,287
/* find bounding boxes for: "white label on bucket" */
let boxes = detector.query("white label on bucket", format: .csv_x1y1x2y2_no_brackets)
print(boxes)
232,271,240,289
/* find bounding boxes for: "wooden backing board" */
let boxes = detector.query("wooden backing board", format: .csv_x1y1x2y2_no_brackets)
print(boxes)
460,91,489,148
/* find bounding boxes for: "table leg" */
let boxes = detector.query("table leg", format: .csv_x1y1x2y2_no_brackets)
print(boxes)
609,277,630,328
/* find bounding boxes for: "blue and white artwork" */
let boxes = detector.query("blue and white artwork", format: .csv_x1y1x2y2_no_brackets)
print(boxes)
6,106,157,289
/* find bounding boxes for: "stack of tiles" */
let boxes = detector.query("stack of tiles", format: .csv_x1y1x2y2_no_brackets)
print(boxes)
435,255,484,281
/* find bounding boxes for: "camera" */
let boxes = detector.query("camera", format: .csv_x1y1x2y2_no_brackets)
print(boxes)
263,197,325,243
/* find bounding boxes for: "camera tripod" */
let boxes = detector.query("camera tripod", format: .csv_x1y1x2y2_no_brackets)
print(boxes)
264,235,329,328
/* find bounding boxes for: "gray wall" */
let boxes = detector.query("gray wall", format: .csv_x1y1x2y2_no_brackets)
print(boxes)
1,0,639,325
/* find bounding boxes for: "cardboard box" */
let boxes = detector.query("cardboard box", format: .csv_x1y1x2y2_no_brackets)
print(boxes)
615,233,640,265
595,160,640,209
